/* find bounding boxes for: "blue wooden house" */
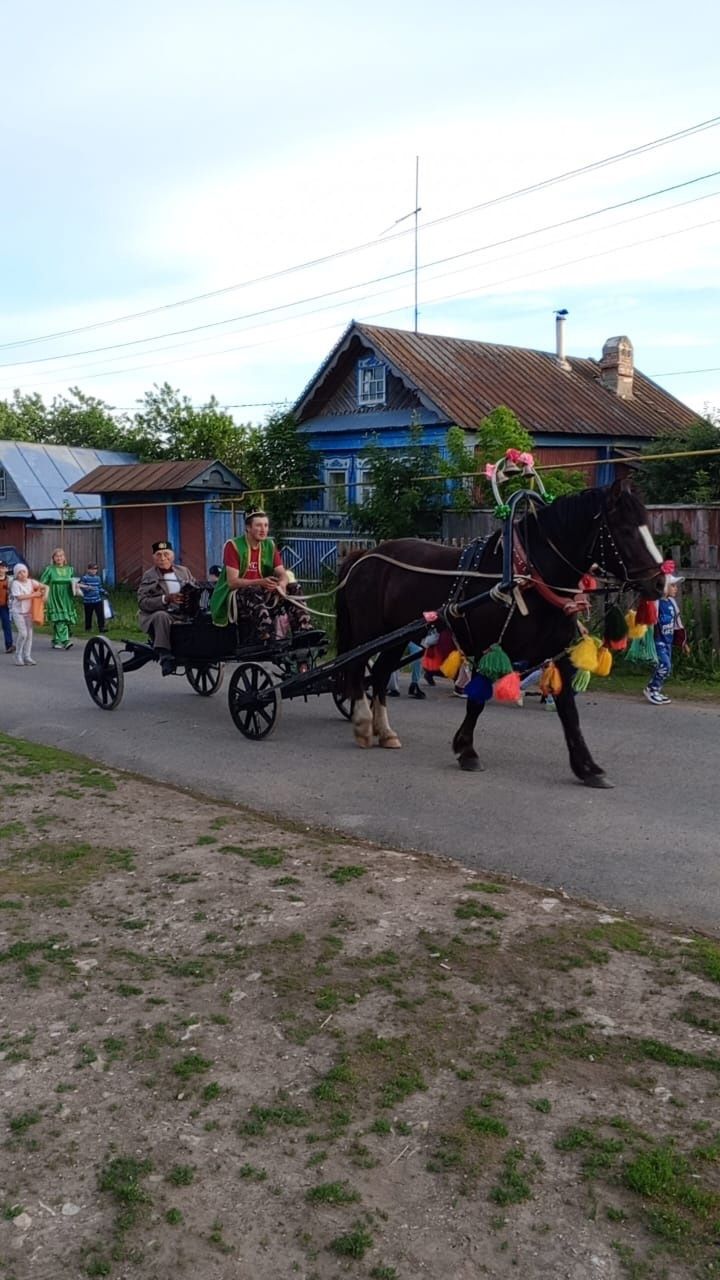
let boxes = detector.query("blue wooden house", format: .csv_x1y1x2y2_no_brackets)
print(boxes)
292,320,698,522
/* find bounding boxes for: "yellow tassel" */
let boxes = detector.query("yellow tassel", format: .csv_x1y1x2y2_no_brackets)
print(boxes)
625,609,648,640
568,635,599,673
440,649,463,680
540,662,563,696
595,645,613,677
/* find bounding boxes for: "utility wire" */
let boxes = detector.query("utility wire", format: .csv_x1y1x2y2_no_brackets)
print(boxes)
4,206,718,396
2,168,718,374
1,112,719,354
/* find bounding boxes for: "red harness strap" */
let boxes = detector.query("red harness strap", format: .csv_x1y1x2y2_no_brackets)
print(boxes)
513,535,590,617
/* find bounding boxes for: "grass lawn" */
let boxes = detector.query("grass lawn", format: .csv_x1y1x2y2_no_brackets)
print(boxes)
596,666,720,703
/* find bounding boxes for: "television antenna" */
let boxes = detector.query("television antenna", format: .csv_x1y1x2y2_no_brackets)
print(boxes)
379,157,422,332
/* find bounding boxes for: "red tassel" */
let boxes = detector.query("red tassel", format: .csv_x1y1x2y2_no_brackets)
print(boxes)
580,574,598,592
609,637,628,652
635,598,659,626
493,671,522,702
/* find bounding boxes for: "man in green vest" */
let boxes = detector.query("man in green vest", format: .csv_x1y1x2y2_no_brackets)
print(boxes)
210,509,313,643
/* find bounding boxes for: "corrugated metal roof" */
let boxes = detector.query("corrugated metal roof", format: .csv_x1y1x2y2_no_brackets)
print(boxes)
295,323,698,441
68,459,247,494
0,441,136,520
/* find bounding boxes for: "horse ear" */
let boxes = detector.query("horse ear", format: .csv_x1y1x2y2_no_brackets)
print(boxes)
607,474,634,505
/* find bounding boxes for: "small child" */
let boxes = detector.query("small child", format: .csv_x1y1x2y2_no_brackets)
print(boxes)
643,573,688,705
79,563,106,634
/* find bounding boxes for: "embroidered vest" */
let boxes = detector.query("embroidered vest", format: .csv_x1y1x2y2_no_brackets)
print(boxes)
210,536,277,627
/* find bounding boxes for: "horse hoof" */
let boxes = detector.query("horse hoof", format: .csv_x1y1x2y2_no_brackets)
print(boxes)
379,735,402,749
353,730,374,749
459,755,483,772
582,773,613,789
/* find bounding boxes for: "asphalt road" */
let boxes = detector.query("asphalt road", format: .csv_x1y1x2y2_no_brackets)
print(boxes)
1,643,718,932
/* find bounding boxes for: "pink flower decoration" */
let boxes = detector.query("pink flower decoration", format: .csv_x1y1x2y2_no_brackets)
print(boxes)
505,448,522,464
484,463,497,479
518,451,535,468
661,559,675,574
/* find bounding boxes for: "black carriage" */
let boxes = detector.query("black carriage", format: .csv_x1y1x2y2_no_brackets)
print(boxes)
81,593,359,740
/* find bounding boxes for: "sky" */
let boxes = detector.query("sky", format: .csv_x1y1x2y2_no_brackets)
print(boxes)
0,0,719,425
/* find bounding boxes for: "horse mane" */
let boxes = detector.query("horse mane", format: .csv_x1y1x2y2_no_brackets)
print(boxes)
533,485,604,542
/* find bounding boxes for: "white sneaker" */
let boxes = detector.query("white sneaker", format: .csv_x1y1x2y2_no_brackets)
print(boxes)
655,692,671,703
24,658,37,665
14,659,24,666
643,687,663,705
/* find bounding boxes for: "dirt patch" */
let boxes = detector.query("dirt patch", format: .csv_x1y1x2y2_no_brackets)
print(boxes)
1,731,720,1280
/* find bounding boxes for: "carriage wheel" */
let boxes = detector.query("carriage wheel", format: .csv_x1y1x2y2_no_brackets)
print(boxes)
83,636,125,710
228,662,281,740
186,663,224,697
332,661,373,720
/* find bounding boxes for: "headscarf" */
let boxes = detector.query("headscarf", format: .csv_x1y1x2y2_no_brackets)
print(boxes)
13,564,29,577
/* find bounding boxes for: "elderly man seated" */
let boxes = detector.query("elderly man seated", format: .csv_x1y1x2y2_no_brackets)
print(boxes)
137,540,197,675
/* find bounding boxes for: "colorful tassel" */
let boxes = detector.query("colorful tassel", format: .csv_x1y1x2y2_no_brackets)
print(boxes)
580,573,598,592
465,673,493,702
572,668,591,693
627,630,658,665
539,662,563,697
625,610,648,640
603,604,628,643
477,643,513,681
635,598,659,626
608,637,628,652
568,635,599,673
595,646,613,677
440,649,463,680
493,671,522,701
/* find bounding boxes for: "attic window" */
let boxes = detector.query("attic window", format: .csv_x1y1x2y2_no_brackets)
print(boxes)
357,356,386,407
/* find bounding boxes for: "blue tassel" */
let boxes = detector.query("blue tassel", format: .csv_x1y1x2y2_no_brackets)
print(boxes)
465,674,493,703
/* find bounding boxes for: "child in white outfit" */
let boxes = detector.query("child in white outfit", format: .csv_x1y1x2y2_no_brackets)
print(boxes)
10,565,43,666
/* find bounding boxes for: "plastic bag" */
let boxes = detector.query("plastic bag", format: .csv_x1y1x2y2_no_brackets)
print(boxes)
102,597,114,622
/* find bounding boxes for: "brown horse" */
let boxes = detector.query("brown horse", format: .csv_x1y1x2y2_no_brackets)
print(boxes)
336,480,665,786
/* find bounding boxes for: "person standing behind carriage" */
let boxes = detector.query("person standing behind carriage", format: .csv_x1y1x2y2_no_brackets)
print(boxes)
210,509,313,642
40,547,78,649
137,540,197,676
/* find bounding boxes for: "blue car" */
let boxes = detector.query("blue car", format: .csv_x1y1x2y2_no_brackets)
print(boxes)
0,545,23,571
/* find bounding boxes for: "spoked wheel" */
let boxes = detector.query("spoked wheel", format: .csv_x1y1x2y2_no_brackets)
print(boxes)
228,662,281,740
186,663,224,697
332,661,373,720
83,636,125,710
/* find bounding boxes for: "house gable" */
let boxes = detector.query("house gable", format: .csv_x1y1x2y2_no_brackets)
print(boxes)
295,326,444,426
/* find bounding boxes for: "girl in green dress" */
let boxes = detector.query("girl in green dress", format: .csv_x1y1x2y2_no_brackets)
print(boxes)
40,548,78,649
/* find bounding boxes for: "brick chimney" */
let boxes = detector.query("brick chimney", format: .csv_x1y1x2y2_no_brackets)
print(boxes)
599,335,634,399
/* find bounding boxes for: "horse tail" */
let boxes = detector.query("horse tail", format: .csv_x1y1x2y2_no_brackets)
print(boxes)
335,548,370,698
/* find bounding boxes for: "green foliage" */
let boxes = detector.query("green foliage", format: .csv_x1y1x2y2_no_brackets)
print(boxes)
244,408,318,531
0,387,128,450
347,420,444,539
473,406,584,501
130,382,260,473
639,415,720,503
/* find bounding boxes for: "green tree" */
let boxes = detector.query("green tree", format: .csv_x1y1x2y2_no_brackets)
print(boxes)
347,422,444,540
639,415,720,503
244,409,318,531
0,387,128,450
129,382,258,472
473,406,585,500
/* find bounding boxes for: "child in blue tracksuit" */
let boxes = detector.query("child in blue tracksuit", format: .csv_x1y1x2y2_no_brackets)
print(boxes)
644,574,688,705
78,563,107,634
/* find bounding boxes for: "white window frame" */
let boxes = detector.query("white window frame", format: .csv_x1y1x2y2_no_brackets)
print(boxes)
326,468,349,512
355,458,374,507
357,356,386,407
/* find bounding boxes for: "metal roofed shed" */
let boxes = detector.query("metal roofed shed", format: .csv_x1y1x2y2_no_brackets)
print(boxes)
0,441,136,520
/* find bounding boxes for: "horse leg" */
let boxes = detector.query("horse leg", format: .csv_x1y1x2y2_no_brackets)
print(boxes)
370,647,404,748
554,654,612,788
452,699,486,771
352,692,374,748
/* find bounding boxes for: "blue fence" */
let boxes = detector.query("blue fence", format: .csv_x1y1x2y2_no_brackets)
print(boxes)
279,534,375,588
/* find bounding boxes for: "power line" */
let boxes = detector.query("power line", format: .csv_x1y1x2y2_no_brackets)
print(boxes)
1,112,719,355
2,168,718,375
648,367,720,377
5,210,717,397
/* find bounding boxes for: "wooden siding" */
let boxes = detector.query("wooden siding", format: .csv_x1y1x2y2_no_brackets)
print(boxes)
645,506,720,568
113,504,168,586
25,525,104,577
0,516,29,561
321,364,422,416
179,502,207,578
532,446,601,484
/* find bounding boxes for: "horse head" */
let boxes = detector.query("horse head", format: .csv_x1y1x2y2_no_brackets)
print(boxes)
600,477,665,599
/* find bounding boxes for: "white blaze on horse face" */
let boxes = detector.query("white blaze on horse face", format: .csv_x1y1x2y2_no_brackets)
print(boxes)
638,525,663,564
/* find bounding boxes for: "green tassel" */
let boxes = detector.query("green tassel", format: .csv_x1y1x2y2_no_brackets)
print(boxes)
603,603,628,642
627,630,658,665
477,643,513,681
572,668,591,693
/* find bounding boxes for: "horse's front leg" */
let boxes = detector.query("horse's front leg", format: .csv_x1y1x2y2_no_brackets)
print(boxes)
452,698,485,771
554,654,612,788
352,692,374,748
